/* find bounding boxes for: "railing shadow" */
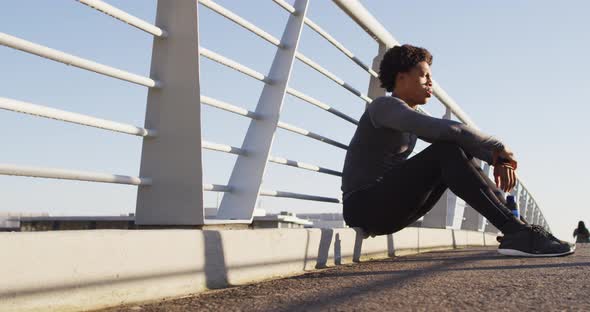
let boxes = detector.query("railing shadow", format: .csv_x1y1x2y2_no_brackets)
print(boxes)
276,249,586,311
316,228,334,268
203,230,229,289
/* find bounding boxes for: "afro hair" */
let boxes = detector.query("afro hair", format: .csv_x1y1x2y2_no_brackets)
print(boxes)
378,44,433,92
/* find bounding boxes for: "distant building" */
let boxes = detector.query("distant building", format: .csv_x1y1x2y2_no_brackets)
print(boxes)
252,211,313,229
0,212,49,231
12,214,135,231
297,213,346,228
6,209,315,231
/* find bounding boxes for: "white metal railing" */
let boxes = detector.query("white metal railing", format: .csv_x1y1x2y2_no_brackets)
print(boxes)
0,33,159,88
201,96,260,119
198,0,373,103
0,0,163,188
199,48,270,83
0,97,155,137
0,0,549,231
0,164,150,185
202,141,246,156
286,88,358,125
76,0,168,37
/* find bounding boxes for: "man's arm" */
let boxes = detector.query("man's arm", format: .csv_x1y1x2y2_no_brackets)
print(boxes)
368,96,504,164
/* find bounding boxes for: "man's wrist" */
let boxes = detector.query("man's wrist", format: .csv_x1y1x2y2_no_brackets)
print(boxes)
495,156,511,165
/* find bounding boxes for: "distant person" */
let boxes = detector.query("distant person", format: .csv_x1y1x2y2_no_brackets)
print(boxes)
341,44,574,257
573,221,590,243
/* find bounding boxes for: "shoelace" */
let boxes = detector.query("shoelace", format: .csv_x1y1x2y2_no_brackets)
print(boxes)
530,224,557,240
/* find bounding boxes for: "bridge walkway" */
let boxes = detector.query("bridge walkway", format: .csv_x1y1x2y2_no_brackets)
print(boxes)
101,244,590,311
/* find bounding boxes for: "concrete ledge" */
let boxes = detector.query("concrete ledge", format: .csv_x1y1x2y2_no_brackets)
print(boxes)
0,227,498,312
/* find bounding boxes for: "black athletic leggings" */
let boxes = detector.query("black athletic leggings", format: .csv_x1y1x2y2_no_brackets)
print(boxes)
343,141,520,236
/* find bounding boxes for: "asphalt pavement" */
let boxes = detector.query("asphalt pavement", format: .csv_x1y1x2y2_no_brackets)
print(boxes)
101,244,590,311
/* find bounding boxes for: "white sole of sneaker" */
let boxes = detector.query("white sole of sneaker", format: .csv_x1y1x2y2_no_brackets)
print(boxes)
498,247,575,257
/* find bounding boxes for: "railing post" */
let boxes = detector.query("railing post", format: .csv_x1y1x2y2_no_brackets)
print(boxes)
366,43,387,102
519,188,528,219
460,161,488,231
216,0,309,221
526,197,535,223
422,190,454,228
484,219,500,233
136,0,205,225
443,107,452,120
511,181,519,201
422,108,456,229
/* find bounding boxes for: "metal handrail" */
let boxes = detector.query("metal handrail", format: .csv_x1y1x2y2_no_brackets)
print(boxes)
76,0,167,37
199,0,372,104
331,0,476,128
202,139,341,177
295,52,372,103
268,155,342,176
0,33,159,88
204,183,342,204
199,48,269,83
202,141,246,155
304,18,378,77
259,189,341,203
204,184,232,192
286,88,358,125
0,164,150,185
272,0,377,78
198,0,282,47
0,0,546,229
201,96,260,119
277,121,348,150
0,97,155,137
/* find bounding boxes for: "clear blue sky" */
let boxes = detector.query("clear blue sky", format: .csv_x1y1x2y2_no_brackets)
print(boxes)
0,1,587,242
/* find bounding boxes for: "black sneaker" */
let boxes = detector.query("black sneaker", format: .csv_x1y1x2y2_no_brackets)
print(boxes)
497,217,529,243
498,224,575,257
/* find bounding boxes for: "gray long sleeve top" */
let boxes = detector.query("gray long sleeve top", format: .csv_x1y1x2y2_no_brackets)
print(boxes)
341,96,504,194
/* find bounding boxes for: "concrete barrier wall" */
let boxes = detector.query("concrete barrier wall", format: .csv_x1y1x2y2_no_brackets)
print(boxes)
0,227,498,312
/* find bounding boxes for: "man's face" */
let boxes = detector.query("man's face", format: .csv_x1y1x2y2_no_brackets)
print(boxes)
396,61,433,105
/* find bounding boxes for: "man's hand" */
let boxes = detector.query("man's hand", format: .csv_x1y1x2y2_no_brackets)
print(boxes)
493,147,518,170
494,164,516,192
493,147,518,192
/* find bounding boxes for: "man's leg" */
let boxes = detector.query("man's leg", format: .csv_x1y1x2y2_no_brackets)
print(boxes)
402,156,512,230
354,141,573,256
374,141,521,234
396,180,448,231
429,142,522,232
469,158,509,207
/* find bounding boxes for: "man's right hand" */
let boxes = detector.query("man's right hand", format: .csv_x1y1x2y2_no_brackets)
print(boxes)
494,164,516,192
493,146,518,170
493,147,518,192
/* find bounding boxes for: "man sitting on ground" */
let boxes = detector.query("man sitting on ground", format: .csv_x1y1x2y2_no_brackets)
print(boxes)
341,44,574,257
